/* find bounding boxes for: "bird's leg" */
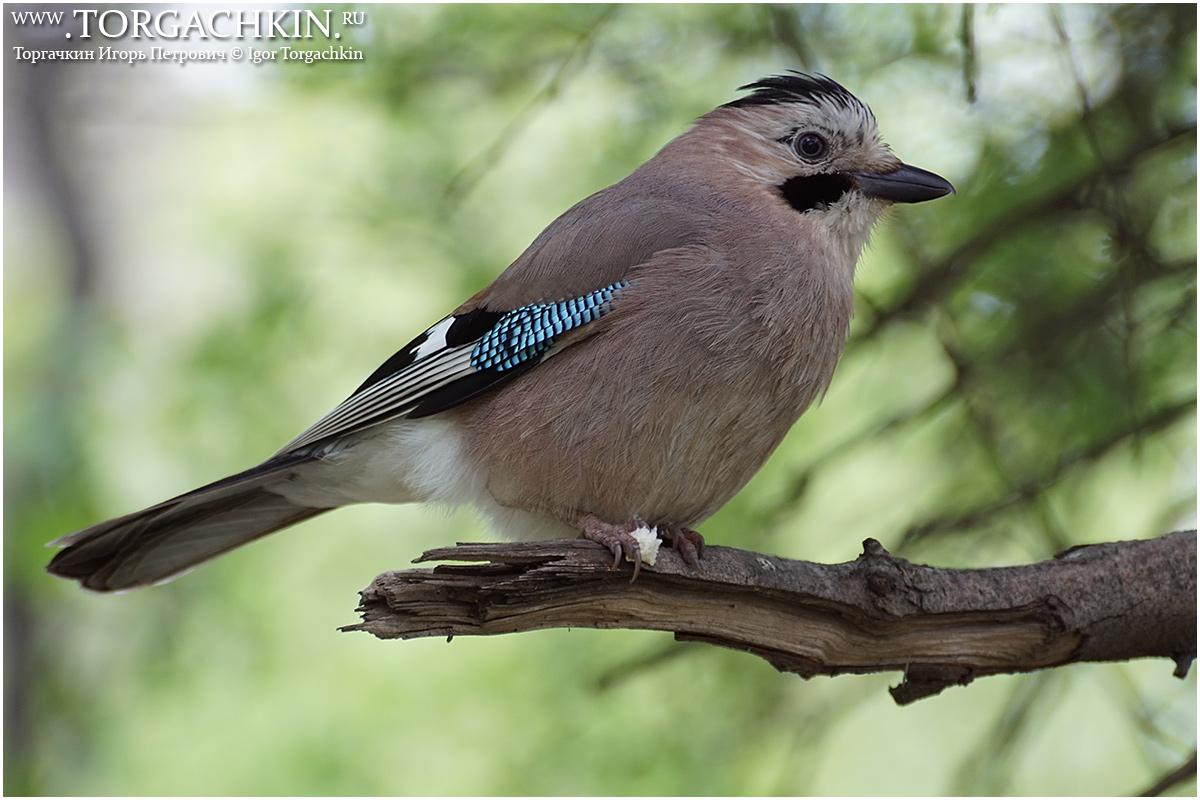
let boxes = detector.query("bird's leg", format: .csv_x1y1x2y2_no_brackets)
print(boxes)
577,513,648,581
657,522,704,567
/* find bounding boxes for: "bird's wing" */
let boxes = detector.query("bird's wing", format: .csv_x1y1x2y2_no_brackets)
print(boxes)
276,281,628,454
278,172,710,456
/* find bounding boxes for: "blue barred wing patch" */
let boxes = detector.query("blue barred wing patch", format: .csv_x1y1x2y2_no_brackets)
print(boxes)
473,281,627,372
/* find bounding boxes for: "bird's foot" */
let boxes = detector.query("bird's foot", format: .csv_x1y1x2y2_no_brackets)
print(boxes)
578,515,705,580
578,514,655,581
657,522,704,567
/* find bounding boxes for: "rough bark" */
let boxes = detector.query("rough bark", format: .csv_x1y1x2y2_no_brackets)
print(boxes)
344,530,1196,704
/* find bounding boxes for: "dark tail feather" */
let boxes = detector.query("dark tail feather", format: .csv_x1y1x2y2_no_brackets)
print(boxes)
47,454,330,592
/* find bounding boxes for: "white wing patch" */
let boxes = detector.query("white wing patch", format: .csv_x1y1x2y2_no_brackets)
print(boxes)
413,316,453,360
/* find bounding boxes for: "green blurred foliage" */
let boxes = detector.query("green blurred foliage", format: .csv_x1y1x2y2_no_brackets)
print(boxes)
5,3,1195,796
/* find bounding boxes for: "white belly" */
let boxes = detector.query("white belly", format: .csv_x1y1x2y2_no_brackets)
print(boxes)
266,417,575,541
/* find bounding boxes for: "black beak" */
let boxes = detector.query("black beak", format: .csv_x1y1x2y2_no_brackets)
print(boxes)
850,163,954,204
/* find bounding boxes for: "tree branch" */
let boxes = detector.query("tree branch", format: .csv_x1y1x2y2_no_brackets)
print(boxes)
1140,751,1197,797
344,530,1196,704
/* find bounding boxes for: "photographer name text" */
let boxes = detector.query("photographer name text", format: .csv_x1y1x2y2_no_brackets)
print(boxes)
13,44,363,65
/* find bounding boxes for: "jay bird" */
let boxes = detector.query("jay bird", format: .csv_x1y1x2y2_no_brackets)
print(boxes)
47,73,953,592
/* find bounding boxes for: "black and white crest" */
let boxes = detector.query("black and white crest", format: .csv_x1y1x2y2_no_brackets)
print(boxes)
725,72,864,114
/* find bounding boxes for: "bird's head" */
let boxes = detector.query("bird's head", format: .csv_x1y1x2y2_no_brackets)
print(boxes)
700,72,953,244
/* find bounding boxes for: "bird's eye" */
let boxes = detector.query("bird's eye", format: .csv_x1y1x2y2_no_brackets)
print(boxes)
794,132,828,161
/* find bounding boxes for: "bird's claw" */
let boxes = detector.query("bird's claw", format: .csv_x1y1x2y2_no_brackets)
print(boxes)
658,522,704,567
579,514,646,581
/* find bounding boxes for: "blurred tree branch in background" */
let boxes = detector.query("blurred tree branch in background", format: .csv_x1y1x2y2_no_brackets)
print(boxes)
347,531,1196,705
1141,751,1198,797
